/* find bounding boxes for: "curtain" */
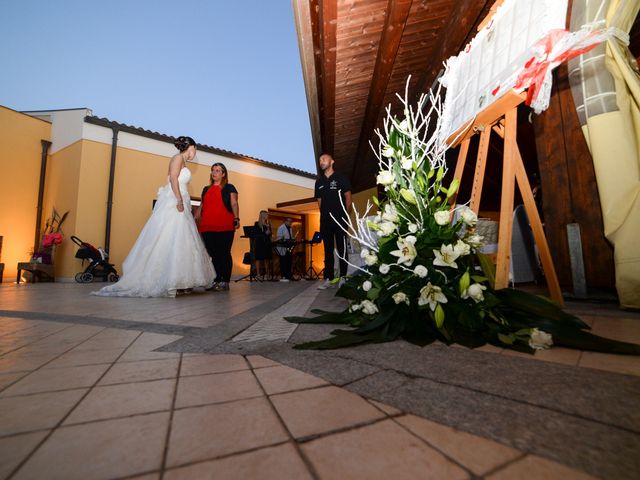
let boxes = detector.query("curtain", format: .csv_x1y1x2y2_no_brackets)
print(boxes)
572,0,640,308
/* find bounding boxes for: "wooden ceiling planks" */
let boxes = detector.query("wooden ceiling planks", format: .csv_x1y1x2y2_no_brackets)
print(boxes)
295,0,495,188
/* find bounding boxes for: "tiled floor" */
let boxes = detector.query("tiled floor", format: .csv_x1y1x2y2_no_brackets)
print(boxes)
0,282,638,479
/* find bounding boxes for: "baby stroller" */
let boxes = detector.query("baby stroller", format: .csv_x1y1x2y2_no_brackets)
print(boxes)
71,235,119,283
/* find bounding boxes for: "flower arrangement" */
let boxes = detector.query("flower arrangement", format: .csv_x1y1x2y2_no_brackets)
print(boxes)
286,79,640,355
31,208,68,264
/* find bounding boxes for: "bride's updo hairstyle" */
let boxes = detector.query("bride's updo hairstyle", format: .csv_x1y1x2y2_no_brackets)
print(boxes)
174,136,196,152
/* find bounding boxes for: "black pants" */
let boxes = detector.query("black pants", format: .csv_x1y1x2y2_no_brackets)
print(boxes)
321,220,348,280
201,231,235,283
278,253,292,279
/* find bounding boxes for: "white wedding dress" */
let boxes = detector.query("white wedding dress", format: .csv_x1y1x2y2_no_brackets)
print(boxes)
93,167,215,297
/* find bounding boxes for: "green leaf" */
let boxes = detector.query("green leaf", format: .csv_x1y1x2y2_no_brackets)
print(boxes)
367,287,381,300
497,333,514,345
477,252,496,288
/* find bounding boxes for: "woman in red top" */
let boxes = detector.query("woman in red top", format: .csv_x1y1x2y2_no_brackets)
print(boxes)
195,163,239,291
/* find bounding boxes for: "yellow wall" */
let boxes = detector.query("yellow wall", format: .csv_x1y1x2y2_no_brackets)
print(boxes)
66,141,315,279
352,187,378,220
41,142,83,278
0,107,51,281
1,114,316,281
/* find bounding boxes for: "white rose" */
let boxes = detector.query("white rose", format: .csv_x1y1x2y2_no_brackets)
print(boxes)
379,264,390,274
454,239,471,257
377,221,396,237
460,206,478,226
401,157,413,170
364,253,378,266
462,283,486,303
529,328,553,350
392,292,410,305
465,234,484,248
382,146,396,158
414,265,428,278
434,210,450,226
350,303,362,312
382,203,399,223
362,280,372,292
360,248,370,259
361,300,379,315
377,170,395,186
408,223,418,233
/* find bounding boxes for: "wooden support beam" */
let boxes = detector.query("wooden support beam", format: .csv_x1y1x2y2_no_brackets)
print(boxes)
319,0,337,155
495,107,517,290
351,0,413,181
469,126,492,213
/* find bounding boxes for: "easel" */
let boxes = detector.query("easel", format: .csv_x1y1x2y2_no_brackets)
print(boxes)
448,90,563,306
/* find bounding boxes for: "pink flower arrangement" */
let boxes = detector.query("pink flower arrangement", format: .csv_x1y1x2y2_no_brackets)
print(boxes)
42,232,63,248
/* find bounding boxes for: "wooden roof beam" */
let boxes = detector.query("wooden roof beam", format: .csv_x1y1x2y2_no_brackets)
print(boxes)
319,0,338,158
351,0,413,181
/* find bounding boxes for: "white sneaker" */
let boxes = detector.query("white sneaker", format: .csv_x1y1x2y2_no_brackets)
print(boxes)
279,278,290,282
317,279,332,290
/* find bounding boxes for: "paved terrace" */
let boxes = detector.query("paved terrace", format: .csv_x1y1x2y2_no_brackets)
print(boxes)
0,280,639,480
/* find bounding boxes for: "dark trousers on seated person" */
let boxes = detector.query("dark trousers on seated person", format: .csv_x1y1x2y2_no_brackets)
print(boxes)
201,231,234,283
321,222,348,280
278,253,292,280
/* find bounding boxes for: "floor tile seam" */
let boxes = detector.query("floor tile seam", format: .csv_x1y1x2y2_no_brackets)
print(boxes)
5,330,145,480
294,415,393,444
388,414,482,478
162,439,293,473
0,310,200,336
0,322,81,359
0,322,68,341
247,363,322,480
159,353,184,479
0,327,111,396
0,427,53,441
324,353,640,435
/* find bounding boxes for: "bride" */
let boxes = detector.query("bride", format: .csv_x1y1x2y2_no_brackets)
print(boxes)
94,136,215,297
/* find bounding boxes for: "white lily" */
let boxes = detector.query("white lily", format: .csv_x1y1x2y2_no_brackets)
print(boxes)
433,243,460,268
418,282,448,311
390,235,417,266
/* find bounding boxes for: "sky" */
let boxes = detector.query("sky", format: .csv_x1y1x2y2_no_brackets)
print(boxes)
0,0,316,173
